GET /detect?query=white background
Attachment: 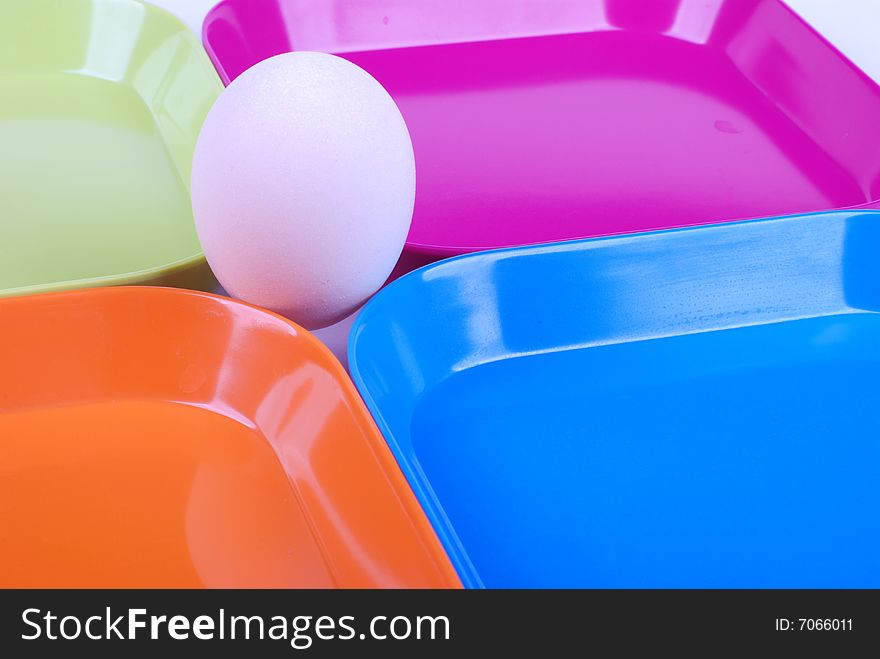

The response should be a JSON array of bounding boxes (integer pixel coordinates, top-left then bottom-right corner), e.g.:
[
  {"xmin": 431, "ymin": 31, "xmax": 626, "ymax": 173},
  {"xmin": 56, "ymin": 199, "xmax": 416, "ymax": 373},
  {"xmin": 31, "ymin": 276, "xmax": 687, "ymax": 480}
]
[{"xmin": 146, "ymin": 0, "xmax": 880, "ymax": 363}]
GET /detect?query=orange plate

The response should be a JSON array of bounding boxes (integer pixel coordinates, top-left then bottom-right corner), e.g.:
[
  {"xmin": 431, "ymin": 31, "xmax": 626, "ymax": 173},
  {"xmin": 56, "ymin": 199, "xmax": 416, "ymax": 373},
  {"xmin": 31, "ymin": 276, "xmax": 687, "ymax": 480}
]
[{"xmin": 0, "ymin": 287, "xmax": 459, "ymax": 588}]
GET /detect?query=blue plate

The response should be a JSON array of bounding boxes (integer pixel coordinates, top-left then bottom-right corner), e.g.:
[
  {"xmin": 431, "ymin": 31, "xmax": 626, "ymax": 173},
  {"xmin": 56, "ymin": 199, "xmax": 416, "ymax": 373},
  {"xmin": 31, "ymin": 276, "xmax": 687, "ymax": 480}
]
[{"xmin": 349, "ymin": 210, "xmax": 880, "ymax": 588}]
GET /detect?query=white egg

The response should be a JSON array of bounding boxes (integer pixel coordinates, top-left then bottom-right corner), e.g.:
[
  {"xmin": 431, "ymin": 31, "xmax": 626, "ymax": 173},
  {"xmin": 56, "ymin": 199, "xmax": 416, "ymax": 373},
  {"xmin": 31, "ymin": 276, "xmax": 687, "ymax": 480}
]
[{"xmin": 191, "ymin": 51, "xmax": 415, "ymax": 329}]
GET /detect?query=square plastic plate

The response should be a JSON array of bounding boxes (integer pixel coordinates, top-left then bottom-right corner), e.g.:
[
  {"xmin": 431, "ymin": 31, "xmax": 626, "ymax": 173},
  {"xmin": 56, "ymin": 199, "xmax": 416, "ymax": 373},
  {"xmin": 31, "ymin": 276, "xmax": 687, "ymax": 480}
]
[
  {"xmin": 0, "ymin": 0, "xmax": 221, "ymax": 297},
  {"xmin": 350, "ymin": 210, "xmax": 880, "ymax": 588},
  {"xmin": 205, "ymin": 0, "xmax": 880, "ymax": 260},
  {"xmin": 0, "ymin": 287, "xmax": 459, "ymax": 588}
]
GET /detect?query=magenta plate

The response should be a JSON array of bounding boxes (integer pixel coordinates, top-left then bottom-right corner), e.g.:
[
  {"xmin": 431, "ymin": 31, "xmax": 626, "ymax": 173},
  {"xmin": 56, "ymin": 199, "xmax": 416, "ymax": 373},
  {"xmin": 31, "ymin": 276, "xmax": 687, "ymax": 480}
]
[{"xmin": 204, "ymin": 0, "xmax": 880, "ymax": 258}]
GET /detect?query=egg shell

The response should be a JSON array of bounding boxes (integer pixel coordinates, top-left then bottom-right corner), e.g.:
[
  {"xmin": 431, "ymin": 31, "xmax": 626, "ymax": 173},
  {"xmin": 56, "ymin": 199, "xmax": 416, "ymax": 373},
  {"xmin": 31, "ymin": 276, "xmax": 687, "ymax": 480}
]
[{"xmin": 191, "ymin": 51, "xmax": 415, "ymax": 329}]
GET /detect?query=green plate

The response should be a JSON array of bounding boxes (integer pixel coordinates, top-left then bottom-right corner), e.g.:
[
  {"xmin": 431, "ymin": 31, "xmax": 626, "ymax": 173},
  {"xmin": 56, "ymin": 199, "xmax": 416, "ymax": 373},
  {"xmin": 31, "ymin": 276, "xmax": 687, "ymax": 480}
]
[{"xmin": 0, "ymin": 0, "xmax": 221, "ymax": 296}]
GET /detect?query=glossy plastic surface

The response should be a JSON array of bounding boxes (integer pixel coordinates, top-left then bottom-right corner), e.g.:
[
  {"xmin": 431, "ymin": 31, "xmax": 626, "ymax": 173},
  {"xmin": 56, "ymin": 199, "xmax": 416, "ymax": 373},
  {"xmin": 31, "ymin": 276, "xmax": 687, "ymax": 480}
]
[
  {"xmin": 205, "ymin": 0, "xmax": 880, "ymax": 260},
  {"xmin": 0, "ymin": 287, "xmax": 459, "ymax": 589},
  {"xmin": 0, "ymin": 0, "xmax": 221, "ymax": 297},
  {"xmin": 350, "ymin": 210, "xmax": 880, "ymax": 588}
]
